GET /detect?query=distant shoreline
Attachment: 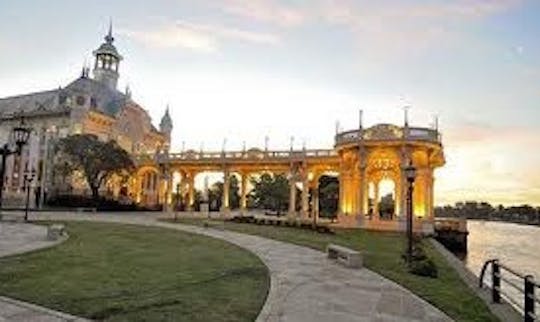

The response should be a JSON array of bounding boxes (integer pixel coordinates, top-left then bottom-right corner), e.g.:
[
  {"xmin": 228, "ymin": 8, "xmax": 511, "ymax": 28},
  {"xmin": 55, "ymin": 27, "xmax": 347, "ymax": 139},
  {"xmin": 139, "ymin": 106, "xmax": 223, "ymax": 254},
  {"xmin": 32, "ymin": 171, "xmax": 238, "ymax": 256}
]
[{"xmin": 438, "ymin": 216, "xmax": 540, "ymax": 227}]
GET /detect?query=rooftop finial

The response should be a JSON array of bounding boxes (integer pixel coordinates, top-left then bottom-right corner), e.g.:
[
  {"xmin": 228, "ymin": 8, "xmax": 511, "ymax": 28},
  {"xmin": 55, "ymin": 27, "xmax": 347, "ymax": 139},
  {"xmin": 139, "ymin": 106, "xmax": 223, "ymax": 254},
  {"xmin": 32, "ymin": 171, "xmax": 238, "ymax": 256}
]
[
  {"xmin": 105, "ymin": 18, "xmax": 114, "ymax": 43},
  {"xmin": 404, "ymin": 105, "xmax": 410, "ymax": 127},
  {"xmin": 81, "ymin": 59, "xmax": 86, "ymax": 78},
  {"xmin": 125, "ymin": 84, "xmax": 131, "ymax": 98}
]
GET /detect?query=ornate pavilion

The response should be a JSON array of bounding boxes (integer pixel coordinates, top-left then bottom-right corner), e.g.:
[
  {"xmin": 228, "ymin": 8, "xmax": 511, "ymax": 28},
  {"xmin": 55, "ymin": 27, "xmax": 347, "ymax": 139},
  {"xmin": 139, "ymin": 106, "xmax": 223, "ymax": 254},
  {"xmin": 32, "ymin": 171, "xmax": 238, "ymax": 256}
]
[{"xmin": 134, "ymin": 118, "xmax": 445, "ymax": 232}]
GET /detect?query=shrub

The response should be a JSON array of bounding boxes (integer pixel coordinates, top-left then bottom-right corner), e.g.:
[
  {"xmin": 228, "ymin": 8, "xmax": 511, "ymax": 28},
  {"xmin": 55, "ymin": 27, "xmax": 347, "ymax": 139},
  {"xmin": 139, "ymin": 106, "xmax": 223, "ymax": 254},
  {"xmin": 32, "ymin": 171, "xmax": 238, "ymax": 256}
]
[
  {"xmin": 409, "ymin": 258, "xmax": 438, "ymax": 278},
  {"xmin": 46, "ymin": 195, "xmax": 158, "ymax": 211}
]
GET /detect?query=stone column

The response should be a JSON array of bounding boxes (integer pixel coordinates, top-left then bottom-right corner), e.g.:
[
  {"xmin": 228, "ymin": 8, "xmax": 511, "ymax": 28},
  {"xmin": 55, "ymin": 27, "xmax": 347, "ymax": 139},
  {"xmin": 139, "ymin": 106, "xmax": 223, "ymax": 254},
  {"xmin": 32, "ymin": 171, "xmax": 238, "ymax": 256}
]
[
  {"xmin": 301, "ymin": 172, "xmax": 309, "ymax": 219},
  {"xmin": 221, "ymin": 168, "xmax": 230, "ymax": 212},
  {"xmin": 38, "ymin": 127, "xmax": 49, "ymax": 209},
  {"xmin": 240, "ymin": 172, "xmax": 248, "ymax": 212},
  {"xmin": 397, "ymin": 156, "xmax": 405, "ymax": 218},
  {"xmin": 373, "ymin": 180, "xmax": 380, "ymax": 220},
  {"xmin": 424, "ymin": 168, "xmax": 434, "ymax": 220},
  {"xmin": 394, "ymin": 176, "xmax": 401, "ymax": 219},
  {"xmin": 338, "ymin": 173, "xmax": 344, "ymax": 215},
  {"xmin": 162, "ymin": 168, "xmax": 172, "ymax": 213},
  {"xmin": 428, "ymin": 171, "xmax": 435, "ymax": 220},
  {"xmin": 358, "ymin": 161, "xmax": 367, "ymax": 217},
  {"xmin": 312, "ymin": 184, "xmax": 319, "ymax": 220},
  {"xmin": 288, "ymin": 176, "xmax": 297, "ymax": 218},
  {"xmin": 187, "ymin": 173, "xmax": 195, "ymax": 211},
  {"xmin": 358, "ymin": 166, "xmax": 367, "ymax": 226}
]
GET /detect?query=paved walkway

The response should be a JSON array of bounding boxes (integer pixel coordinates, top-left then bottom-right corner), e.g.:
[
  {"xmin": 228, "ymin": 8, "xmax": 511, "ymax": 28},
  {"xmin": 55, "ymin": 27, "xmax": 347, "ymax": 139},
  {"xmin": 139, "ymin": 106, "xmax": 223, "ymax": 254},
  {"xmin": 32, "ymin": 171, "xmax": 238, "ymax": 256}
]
[
  {"xmin": 24, "ymin": 212, "xmax": 452, "ymax": 322},
  {"xmin": 0, "ymin": 221, "xmax": 88, "ymax": 321}
]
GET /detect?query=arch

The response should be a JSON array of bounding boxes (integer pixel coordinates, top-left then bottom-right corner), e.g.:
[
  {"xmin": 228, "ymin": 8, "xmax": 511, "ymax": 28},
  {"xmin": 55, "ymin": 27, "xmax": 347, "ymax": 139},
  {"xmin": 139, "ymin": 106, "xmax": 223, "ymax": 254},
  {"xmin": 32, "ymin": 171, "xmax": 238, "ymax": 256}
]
[
  {"xmin": 377, "ymin": 178, "xmax": 396, "ymax": 220},
  {"xmin": 134, "ymin": 166, "xmax": 161, "ymax": 207}
]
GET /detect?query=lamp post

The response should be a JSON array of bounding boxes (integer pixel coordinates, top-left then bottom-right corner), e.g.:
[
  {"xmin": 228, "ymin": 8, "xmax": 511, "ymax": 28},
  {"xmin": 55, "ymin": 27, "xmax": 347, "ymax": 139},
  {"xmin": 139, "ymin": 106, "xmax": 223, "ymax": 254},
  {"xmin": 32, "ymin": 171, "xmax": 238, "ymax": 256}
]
[
  {"xmin": 0, "ymin": 118, "xmax": 32, "ymax": 212},
  {"xmin": 404, "ymin": 162, "xmax": 417, "ymax": 262},
  {"xmin": 23, "ymin": 166, "xmax": 36, "ymax": 222}
]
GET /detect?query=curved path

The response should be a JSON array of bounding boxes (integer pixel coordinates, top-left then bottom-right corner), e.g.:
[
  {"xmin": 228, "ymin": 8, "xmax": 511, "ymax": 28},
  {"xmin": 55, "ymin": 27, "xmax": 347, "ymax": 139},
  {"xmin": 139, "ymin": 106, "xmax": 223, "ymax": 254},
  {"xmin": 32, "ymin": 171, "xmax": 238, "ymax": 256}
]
[{"xmin": 21, "ymin": 212, "xmax": 452, "ymax": 322}]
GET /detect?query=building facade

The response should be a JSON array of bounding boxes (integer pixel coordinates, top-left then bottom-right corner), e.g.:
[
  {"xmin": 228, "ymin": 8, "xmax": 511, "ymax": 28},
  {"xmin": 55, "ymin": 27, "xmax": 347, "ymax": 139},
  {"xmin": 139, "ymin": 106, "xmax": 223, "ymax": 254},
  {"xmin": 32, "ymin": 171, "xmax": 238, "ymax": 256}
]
[{"xmin": 0, "ymin": 25, "xmax": 172, "ymax": 206}]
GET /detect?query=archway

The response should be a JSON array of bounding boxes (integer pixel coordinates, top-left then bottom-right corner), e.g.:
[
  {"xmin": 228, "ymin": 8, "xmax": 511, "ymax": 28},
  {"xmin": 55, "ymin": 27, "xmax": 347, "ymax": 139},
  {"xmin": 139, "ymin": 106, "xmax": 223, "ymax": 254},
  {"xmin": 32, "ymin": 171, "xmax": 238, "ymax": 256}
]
[
  {"xmin": 377, "ymin": 179, "xmax": 396, "ymax": 220},
  {"xmin": 135, "ymin": 167, "xmax": 160, "ymax": 208}
]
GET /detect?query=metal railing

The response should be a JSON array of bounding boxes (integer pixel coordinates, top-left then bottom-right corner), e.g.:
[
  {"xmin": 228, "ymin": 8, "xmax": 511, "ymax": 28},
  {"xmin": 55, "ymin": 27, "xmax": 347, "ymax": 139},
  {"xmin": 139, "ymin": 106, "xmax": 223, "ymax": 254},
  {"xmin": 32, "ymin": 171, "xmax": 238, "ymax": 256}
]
[{"xmin": 479, "ymin": 259, "xmax": 540, "ymax": 321}]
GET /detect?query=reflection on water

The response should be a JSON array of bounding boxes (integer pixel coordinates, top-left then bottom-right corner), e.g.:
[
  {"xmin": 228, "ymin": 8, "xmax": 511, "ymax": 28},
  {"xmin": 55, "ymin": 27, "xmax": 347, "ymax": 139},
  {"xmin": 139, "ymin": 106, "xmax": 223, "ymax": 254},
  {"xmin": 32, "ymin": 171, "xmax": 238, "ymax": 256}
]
[
  {"xmin": 465, "ymin": 220, "xmax": 540, "ymax": 313},
  {"xmin": 465, "ymin": 220, "xmax": 540, "ymax": 279}
]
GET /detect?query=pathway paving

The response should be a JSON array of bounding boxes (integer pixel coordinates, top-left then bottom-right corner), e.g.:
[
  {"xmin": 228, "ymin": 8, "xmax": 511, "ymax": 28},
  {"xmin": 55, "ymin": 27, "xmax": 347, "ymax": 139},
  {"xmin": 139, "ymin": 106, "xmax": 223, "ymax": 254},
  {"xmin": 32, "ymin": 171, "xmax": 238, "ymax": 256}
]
[
  {"xmin": 0, "ymin": 221, "xmax": 88, "ymax": 322},
  {"xmin": 26, "ymin": 212, "xmax": 453, "ymax": 322}
]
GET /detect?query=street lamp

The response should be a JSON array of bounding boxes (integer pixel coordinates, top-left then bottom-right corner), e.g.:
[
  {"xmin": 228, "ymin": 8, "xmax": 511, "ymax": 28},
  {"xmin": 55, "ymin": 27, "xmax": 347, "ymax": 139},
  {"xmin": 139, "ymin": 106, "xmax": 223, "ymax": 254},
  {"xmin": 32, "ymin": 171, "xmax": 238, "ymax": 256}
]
[
  {"xmin": 404, "ymin": 162, "xmax": 417, "ymax": 262},
  {"xmin": 23, "ymin": 166, "xmax": 36, "ymax": 222},
  {"xmin": 0, "ymin": 118, "xmax": 32, "ymax": 211}
]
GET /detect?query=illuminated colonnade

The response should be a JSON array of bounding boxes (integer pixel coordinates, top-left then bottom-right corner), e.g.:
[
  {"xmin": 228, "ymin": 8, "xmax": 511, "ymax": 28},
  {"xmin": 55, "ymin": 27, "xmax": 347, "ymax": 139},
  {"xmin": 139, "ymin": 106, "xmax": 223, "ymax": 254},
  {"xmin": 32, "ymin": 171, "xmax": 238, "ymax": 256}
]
[{"xmin": 132, "ymin": 123, "xmax": 445, "ymax": 231}]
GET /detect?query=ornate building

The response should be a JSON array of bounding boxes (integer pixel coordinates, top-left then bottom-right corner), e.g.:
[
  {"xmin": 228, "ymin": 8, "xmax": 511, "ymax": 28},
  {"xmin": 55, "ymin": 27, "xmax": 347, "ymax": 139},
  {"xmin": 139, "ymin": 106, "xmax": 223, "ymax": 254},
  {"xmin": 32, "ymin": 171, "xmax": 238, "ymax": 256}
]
[
  {"xmin": 134, "ymin": 117, "xmax": 445, "ymax": 232},
  {"xmin": 0, "ymin": 24, "xmax": 172, "ymax": 206}
]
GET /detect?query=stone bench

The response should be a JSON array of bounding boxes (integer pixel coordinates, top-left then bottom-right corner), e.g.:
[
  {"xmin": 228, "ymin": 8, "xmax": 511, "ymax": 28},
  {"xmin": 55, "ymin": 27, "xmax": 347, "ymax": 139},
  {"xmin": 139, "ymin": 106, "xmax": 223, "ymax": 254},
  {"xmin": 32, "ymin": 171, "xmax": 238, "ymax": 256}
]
[
  {"xmin": 47, "ymin": 224, "xmax": 66, "ymax": 241},
  {"xmin": 327, "ymin": 244, "xmax": 362, "ymax": 268}
]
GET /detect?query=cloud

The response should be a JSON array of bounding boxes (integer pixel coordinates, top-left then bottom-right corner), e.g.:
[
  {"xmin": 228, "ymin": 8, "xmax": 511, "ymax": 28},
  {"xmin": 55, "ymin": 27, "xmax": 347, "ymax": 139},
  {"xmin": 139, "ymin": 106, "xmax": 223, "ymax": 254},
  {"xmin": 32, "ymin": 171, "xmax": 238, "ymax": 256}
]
[
  {"xmin": 219, "ymin": 0, "xmax": 522, "ymax": 26},
  {"xmin": 220, "ymin": 0, "xmax": 309, "ymax": 27},
  {"xmin": 120, "ymin": 20, "xmax": 280, "ymax": 52},
  {"xmin": 216, "ymin": 0, "xmax": 523, "ymax": 57}
]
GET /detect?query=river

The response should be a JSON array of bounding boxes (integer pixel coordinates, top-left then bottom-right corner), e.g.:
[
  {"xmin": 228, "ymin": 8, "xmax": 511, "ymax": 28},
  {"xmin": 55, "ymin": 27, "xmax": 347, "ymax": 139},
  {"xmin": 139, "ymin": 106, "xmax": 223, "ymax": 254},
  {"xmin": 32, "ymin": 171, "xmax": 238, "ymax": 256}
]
[
  {"xmin": 464, "ymin": 220, "xmax": 539, "ymax": 313},
  {"xmin": 465, "ymin": 220, "xmax": 539, "ymax": 279}
]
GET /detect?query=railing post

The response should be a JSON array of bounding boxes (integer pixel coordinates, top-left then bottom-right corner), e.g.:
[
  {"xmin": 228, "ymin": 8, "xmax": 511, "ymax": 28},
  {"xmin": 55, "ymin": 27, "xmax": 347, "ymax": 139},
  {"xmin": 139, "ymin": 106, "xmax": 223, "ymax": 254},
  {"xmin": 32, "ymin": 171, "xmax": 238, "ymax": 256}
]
[
  {"xmin": 492, "ymin": 260, "xmax": 501, "ymax": 303},
  {"xmin": 524, "ymin": 275, "xmax": 535, "ymax": 322}
]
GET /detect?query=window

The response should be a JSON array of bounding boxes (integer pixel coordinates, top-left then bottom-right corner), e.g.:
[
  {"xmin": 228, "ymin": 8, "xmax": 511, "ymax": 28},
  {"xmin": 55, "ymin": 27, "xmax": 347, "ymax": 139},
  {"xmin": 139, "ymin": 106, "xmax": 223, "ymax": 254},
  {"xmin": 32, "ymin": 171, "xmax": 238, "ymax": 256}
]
[{"xmin": 76, "ymin": 96, "xmax": 85, "ymax": 106}]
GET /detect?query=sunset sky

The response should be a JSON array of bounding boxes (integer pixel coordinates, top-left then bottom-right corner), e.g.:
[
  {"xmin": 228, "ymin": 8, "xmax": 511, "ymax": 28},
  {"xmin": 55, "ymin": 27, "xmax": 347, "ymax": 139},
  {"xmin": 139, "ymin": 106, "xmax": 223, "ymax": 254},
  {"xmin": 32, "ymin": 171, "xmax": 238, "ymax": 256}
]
[{"xmin": 1, "ymin": 0, "xmax": 539, "ymax": 206}]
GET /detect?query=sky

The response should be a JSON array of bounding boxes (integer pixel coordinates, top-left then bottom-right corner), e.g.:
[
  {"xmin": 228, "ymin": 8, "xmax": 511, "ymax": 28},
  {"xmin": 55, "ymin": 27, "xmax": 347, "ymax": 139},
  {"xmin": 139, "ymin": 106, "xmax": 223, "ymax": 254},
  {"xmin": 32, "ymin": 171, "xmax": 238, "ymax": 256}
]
[{"xmin": 1, "ymin": 0, "xmax": 539, "ymax": 206}]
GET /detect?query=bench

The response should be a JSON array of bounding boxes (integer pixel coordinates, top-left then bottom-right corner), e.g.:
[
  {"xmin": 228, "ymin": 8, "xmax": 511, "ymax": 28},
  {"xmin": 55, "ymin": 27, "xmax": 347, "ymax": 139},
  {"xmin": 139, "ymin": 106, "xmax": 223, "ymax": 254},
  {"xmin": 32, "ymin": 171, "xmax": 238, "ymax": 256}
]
[
  {"xmin": 47, "ymin": 224, "xmax": 66, "ymax": 241},
  {"xmin": 264, "ymin": 211, "xmax": 283, "ymax": 217},
  {"xmin": 327, "ymin": 244, "xmax": 362, "ymax": 268},
  {"xmin": 76, "ymin": 207, "xmax": 97, "ymax": 213}
]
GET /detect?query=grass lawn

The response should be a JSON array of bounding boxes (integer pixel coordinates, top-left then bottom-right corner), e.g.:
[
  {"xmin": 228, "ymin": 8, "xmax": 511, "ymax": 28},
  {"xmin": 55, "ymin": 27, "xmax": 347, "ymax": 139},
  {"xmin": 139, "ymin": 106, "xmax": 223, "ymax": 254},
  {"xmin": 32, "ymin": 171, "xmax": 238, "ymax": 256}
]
[
  {"xmin": 0, "ymin": 221, "xmax": 269, "ymax": 322},
  {"xmin": 170, "ymin": 218, "xmax": 498, "ymax": 322}
]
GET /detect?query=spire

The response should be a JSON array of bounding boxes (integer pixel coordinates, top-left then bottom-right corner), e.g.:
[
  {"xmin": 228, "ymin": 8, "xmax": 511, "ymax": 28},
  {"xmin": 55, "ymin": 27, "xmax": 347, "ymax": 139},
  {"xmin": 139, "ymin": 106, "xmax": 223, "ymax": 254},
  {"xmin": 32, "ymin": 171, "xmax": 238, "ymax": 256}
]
[
  {"xmin": 105, "ymin": 18, "xmax": 114, "ymax": 43},
  {"xmin": 81, "ymin": 61, "xmax": 86, "ymax": 78},
  {"xmin": 125, "ymin": 84, "xmax": 132, "ymax": 98},
  {"xmin": 80, "ymin": 58, "xmax": 90, "ymax": 78},
  {"xmin": 159, "ymin": 104, "xmax": 173, "ymax": 135},
  {"xmin": 404, "ymin": 105, "xmax": 410, "ymax": 127}
]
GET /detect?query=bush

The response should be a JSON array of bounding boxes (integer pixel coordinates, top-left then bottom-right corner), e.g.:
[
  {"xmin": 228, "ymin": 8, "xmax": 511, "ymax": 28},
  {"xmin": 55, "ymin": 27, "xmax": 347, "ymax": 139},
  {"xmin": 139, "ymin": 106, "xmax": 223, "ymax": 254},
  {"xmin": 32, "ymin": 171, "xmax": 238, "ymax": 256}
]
[
  {"xmin": 411, "ymin": 245, "xmax": 427, "ymax": 261},
  {"xmin": 409, "ymin": 258, "xmax": 438, "ymax": 278},
  {"xmin": 46, "ymin": 195, "xmax": 159, "ymax": 211}
]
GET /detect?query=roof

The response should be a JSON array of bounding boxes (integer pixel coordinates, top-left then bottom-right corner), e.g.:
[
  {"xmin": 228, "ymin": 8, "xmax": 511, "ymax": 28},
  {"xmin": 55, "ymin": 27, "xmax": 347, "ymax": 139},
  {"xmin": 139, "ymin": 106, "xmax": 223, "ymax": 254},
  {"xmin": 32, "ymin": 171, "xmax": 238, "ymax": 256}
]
[
  {"xmin": 0, "ymin": 88, "xmax": 63, "ymax": 118},
  {"xmin": 0, "ymin": 76, "xmax": 128, "ymax": 118},
  {"xmin": 64, "ymin": 77, "xmax": 126, "ymax": 116},
  {"xmin": 93, "ymin": 42, "xmax": 123, "ymax": 60}
]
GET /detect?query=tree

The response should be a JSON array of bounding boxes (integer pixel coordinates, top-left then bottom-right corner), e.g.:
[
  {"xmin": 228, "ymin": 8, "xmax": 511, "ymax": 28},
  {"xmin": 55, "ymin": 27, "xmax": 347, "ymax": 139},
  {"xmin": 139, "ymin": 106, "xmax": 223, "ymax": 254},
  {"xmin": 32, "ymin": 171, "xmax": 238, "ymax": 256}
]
[
  {"xmin": 318, "ymin": 175, "xmax": 339, "ymax": 217},
  {"xmin": 56, "ymin": 134, "xmax": 134, "ymax": 200},
  {"xmin": 206, "ymin": 175, "xmax": 241, "ymax": 211},
  {"xmin": 249, "ymin": 173, "xmax": 289, "ymax": 214}
]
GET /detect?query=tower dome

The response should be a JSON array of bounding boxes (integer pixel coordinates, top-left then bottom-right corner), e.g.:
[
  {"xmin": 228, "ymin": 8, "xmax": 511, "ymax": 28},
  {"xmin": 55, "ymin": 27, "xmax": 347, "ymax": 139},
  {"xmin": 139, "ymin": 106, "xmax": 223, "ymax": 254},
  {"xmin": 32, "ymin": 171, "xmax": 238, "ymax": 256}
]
[{"xmin": 92, "ymin": 21, "xmax": 123, "ymax": 90}]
